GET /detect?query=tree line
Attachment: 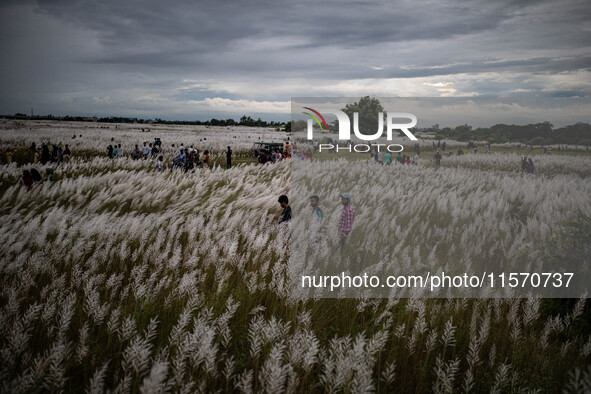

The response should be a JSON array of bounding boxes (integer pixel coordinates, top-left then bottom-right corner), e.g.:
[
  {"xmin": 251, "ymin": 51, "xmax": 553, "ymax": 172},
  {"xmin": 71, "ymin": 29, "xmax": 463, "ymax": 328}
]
[
  {"xmin": 431, "ymin": 122, "xmax": 591, "ymax": 145},
  {"xmin": 2, "ymin": 114, "xmax": 286, "ymax": 128}
]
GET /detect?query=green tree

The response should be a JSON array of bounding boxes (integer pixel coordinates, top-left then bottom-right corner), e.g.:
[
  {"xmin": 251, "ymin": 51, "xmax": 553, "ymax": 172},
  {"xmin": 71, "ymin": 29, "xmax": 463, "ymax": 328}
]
[{"xmin": 341, "ymin": 96, "xmax": 385, "ymax": 137}]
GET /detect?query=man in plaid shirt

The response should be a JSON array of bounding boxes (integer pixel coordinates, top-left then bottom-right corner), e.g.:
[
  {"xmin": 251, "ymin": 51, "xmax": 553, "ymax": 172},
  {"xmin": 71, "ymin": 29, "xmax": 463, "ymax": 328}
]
[{"xmin": 339, "ymin": 193, "xmax": 355, "ymax": 250}]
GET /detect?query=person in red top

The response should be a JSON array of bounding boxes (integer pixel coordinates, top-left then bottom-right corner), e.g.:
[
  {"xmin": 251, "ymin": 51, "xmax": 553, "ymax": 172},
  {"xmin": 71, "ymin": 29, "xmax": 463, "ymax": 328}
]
[
  {"xmin": 19, "ymin": 170, "xmax": 34, "ymax": 188},
  {"xmin": 339, "ymin": 193, "xmax": 355, "ymax": 251}
]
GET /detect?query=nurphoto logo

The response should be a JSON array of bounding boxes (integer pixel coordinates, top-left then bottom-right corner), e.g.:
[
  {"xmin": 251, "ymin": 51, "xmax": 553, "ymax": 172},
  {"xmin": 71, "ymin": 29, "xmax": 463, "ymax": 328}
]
[{"xmin": 304, "ymin": 107, "xmax": 418, "ymax": 141}]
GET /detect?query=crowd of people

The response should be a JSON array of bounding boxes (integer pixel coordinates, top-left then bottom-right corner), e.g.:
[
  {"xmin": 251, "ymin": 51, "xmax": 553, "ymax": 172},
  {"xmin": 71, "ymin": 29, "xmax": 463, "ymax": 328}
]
[
  {"xmin": 255, "ymin": 142, "xmax": 292, "ymax": 164},
  {"xmin": 105, "ymin": 138, "xmax": 220, "ymax": 172},
  {"xmin": 371, "ymin": 150, "xmax": 420, "ymax": 165},
  {"xmin": 6, "ymin": 142, "xmax": 73, "ymax": 166},
  {"xmin": 107, "ymin": 138, "xmax": 295, "ymax": 170},
  {"xmin": 255, "ymin": 149, "xmax": 290, "ymax": 164},
  {"xmin": 2, "ymin": 134, "xmax": 552, "ymax": 192},
  {"xmin": 1, "ymin": 141, "xmax": 70, "ymax": 189}
]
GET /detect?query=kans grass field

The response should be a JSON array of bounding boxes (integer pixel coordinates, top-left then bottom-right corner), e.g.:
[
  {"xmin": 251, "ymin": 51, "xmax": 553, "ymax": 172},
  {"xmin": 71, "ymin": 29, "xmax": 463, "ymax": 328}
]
[{"xmin": 0, "ymin": 120, "xmax": 590, "ymax": 393}]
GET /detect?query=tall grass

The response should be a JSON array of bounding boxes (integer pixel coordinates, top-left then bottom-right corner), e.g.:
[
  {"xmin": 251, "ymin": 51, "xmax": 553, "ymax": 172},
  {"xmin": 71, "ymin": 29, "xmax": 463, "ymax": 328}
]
[{"xmin": 0, "ymin": 122, "xmax": 589, "ymax": 392}]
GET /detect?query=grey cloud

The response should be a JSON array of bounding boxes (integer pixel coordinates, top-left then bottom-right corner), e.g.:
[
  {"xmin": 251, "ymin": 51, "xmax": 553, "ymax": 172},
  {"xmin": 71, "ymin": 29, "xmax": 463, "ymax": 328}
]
[{"xmin": 1, "ymin": 0, "xmax": 590, "ymax": 119}]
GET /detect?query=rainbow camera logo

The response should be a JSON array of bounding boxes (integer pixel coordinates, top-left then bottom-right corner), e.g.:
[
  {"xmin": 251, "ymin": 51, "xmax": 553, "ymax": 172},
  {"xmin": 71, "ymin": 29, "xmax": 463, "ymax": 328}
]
[{"xmin": 302, "ymin": 107, "xmax": 329, "ymax": 132}]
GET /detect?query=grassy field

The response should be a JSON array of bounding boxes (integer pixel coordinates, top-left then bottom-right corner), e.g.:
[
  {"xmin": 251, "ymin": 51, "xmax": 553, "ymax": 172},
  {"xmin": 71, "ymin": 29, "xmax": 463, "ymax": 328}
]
[{"xmin": 0, "ymin": 121, "xmax": 590, "ymax": 393}]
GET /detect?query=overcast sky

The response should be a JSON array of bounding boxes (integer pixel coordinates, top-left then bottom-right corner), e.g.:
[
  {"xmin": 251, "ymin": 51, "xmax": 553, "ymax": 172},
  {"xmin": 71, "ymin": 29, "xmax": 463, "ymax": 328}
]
[{"xmin": 1, "ymin": 0, "xmax": 590, "ymax": 122}]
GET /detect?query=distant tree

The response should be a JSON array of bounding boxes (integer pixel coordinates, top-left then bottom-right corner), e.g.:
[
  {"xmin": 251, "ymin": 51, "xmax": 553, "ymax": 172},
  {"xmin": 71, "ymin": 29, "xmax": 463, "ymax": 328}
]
[{"xmin": 341, "ymin": 96, "xmax": 386, "ymax": 137}]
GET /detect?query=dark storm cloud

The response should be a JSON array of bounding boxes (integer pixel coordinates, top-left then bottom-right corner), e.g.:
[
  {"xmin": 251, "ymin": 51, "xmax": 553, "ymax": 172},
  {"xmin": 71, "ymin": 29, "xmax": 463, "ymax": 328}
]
[{"xmin": 0, "ymin": 0, "xmax": 590, "ymax": 119}]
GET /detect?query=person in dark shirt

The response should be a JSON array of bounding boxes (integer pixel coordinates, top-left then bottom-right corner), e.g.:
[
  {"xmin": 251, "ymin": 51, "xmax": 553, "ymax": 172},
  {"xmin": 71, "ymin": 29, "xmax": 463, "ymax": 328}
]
[
  {"xmin": 274, "ymin": 195, "xmax": 291, "ymax": 223},
  {"xmin": 63, "ymin": 144, "xmax": 71, "ymax": 163},
  {"xmin": 41, "ymin": 145, "xmax": 50, "ymax": 164},
  {"xmin": 226, "ymin": 146, "xmax": 233, "ymax": 169},
  {"xmin": 434, "ymin": 150, "xmax": 442, "ymax": 168}
]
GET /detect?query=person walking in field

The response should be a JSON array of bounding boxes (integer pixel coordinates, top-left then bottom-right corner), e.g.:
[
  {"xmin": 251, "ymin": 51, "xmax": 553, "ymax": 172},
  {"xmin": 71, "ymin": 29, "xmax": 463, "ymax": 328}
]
[
  {"xmin": 384, "ymin": 151, "xmax": 392, "ymax": 165},
  {"xmin": 521, "ymin": 156, "xmax": 528, "ymax": 173},
  {"xmin": 226, "ymin": 146, "xmax": 232, "ymax": 169},
  {"xmin": 134, "ymin": 145, "xmax": 140, "ymax": 160},
  {"xmin": 31, "ymin": 168, "xmax": 42, "ymax": 183},
  {"xmin": 274, "ymin": 195, "xmax": 292, "ymax": 223},
  {"xmin": 18, "ymin": 170, "xmax": 34, "ymax": 188},
  {"xmin": 434, "ymin": 150, "xmax": 442, "ymax": 168},
  {"xmin": 173, "ymin": 148, "xmax": 187, "ymax": 167},
  {"xmin": 308, "ymin": 195, "xmax": 323, "ymax": 230},
  {"xmin": 157, "ymin": 156, "xmax": 164, "ymax": 171},
  {"xmin": 142, "ymin": 142, "xmax": 150, "ymax": 160},
  {"xmin": 41, "ymin": 145, "xmax": 50, "ymax": 164},
  {"xmin": 203, "ymin": 150, "xmax": 211, "ymax": 168},
  {"xmin": 338, "ymin": 193, "xmax": 355, "ymax": 250},
  {"xmin": 63, "ymin": 145, "xmax": 71, "ymax": 163},
  {"xmin": 51, "ymin": 146, "xmax": 58, "ymax": 163}
]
